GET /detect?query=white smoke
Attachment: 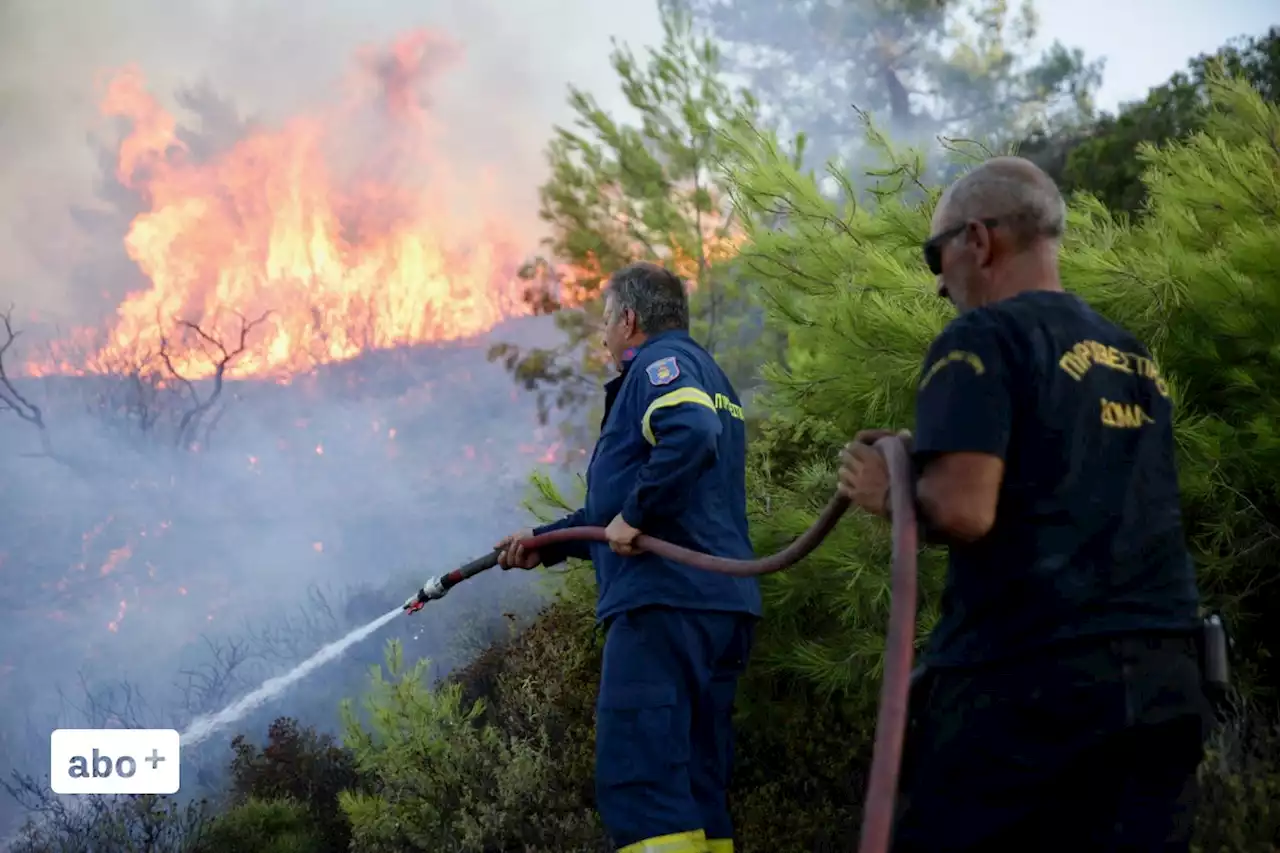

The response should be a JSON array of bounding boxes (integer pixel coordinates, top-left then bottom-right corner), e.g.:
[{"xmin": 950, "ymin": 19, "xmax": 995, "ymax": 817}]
[{"xmin": 0, "ymin": 0, "xmax": 664, "ymax": 319}]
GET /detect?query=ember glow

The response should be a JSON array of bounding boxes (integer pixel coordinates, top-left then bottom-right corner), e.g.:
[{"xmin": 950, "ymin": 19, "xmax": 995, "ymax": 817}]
[{"xmin": 30, "ymin": 30, "xmax": 532, "ymax": 380}]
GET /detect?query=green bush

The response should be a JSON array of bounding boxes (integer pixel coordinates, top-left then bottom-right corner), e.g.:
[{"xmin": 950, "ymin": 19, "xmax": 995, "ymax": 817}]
[
  {"xmin": 728, "ymin": 690, "xmax": 867, "ymax": 851},
  {"xmin": 196, "ymin": 798, "xmax": 323, "ymax": 853},
  {"xmin": 226, "ymin": 716, "xmax": 361, "ymax": 852},
  {"xmin": 338, "ymin": 637, "xmax": 607, "ymax": 852},
  {"xmin": 1193, "ymin": 702, "xmax": 1280, "ymax": 852}
]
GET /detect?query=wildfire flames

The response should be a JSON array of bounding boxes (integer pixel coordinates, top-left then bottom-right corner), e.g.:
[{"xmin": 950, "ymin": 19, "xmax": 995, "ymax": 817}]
[
  {"xmin": 4, "ymin": 28, "xmax": 742, "ymax": 649},
  {"xmin": 31, "ymin": 30, "xmax": 532, "ymax": 380}
]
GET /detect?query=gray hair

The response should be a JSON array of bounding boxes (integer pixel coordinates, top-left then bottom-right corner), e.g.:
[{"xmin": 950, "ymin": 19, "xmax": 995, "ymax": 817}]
[
  {"xmin": 604, "ymin": 261, "xmax": 690, "ymax": 333},
  {"xmin": 940, "ymin": 156, "xmax": 1068, "ymax": 247}
]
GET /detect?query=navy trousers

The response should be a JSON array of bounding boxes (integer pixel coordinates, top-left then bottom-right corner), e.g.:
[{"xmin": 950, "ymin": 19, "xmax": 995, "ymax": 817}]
[
  {"xmin": 595, "ymin": 605, "xmax": 756, "ymax": 850},
  {"xmin": 893, "ymin": 634, "xmax": 1213, "ymax": 852}
]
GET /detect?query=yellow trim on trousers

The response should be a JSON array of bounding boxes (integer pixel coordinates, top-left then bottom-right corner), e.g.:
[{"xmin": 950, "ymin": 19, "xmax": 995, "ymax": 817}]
[
  {"xmin": 706, "ymin": 839, "xmax": 733, "ymax": 853},
  {"xmin": 618, "ymin": 829, "xmax": 708, "ymax": 853}
]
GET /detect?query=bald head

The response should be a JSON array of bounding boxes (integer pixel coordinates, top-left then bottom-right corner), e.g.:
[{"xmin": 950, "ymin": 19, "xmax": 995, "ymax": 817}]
[
  {"xmin": 937, "ymin": 156, "xmax": 1067, "ymax": 248},
  {"xmin": 928, "ymin": 156, "xmax": 1066, "ymax": 311}
]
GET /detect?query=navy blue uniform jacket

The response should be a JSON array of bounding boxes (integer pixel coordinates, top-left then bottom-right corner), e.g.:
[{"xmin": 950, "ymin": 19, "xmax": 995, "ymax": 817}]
[{"xmin": 533, "ymin": 330, "xmax": 762, "ymax": 623}]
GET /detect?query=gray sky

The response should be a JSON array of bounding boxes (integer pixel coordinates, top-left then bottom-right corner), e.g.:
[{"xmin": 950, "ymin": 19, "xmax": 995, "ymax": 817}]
[
  {"xmin": 0, "ymin": 0, "xmax": 1274, "ymax": 319},
  {"xmin": 1032, "ymin": 0, "xmax": 1277, "ymax": 111}
]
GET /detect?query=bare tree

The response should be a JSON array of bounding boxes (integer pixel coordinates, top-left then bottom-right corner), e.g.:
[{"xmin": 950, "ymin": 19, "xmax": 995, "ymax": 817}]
[
  {"xmin": 159, "ymin": 310, "xmax": 270, "ymax": 451},
  {"xmin": 244, "ymin": 585, "xmax": 343, "ymax": 667},
  {"xmin": 0, "ymin": 710, "xmax": 58, "ymax": 826},
  {"xmin": 199, "ymin": 399, "xmax": 230, "ymax": 450},
  {"xmin": 0, "ymin": 305, "xmax": 257, "ymax": 465},
  {"xmin": 56, "ymin": 672, "xmax": 157, "ymax": 731},
  {"xmin": 73, "ymin": 344, "xmax": 185, "ymax": 451},
  {"xmin": 0, "ymin": 307, "xmax": 53, "ymax": 457},
  {"xmin": 174, "ymin": 635, "xmax": 255, "ymax": 719},
  {"xmin": 1, "ymin": 776, "xmax": 211, "ymax": 853}
]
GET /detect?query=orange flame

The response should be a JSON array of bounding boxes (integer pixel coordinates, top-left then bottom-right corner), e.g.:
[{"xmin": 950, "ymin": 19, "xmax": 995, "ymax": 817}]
[
  {"xmin": 106, "ymin": 599, "xmax": 128, "ymax": 633},
  {"xmin": 34, "ymin": 30, "xmax": 531, "ymax": 380},
  {"xmin": 529, "ymin": 222, "xmax": 746, "ymax": 314},
  {"xmin": 99, "ymin": 544, "xmax": 133, "ymax": 577}
]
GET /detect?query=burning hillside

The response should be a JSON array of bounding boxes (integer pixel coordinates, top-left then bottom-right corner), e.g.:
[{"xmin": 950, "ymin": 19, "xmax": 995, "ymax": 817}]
[
  {"xmin": 0, "ymin": 31, "xmax": 602, "ymax": 837},
  {"xmin": 0, "ymin": 324, "xmax": 576, "ymax": 838},
  {"xmin": 29, "ymin": 29, "xmax": 534, "ymax": 381},
  {"xmin": 0, "ymin": 23, "xmax": 588, "ymax": 661}
]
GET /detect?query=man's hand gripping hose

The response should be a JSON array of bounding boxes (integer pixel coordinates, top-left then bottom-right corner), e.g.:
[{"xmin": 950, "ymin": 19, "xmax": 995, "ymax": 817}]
[{"xmin": 402, "ymin": 436, "xmax": 918, "ymax": 853}]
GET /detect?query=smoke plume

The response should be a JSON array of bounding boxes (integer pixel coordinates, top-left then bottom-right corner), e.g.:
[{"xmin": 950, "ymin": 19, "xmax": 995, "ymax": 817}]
[
  {"xmin": 0, "ymin": 0, "xmax": 644, "ymax": 838},
  {"xmin": 0, "ymin": 0, "xmax": 662, "ymax": 321}
]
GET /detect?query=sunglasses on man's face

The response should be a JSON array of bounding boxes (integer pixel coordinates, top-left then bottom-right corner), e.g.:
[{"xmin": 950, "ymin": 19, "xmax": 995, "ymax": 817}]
[{"xmin": 922, "ymin": 218, "xmax": 1001, "ymax": 276}]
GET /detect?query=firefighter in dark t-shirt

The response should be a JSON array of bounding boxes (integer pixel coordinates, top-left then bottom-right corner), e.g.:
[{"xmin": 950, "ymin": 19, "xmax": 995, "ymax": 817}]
[{"xmin": 839, "ymin": 156, "xmax": 1213, "ymax": 852}]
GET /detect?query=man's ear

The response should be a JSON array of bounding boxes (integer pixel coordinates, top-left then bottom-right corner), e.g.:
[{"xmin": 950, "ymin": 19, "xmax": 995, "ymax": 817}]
[{"xmin": 968, "ymin": 219, "xmax": 995, "ymax": 268}]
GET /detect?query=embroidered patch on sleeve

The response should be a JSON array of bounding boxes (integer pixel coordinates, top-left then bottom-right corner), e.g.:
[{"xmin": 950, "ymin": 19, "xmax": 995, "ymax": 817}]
[{"xmin": 645, "ymin": 356, "xmax": 680, "ymax": 386}]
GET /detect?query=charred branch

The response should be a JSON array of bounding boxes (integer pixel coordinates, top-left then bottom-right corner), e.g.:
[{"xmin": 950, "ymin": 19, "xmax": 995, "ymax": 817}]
[
  {"xmin": 159, "ymin": 310, "xmax": 270, "ymax": 450},
  {"xmin": 199, "ymin": 398, "xmax": 233, "ymax": 451},
  {"xmin": 0, "ymin": 307, "xmax": 53, "ymax": 457},
  {"xmin": 245, "ymin": 585, "xmax": 343, "ymax": 666},
  {"xmin": 81, "ymin": 347, "xmax": 178, "ymax": 445},
  {"xmin": 56, "ymin": 672, "xmax": 156, "ymax": 731},
  {"xmin": 174, "ymin": 635, "xmax": 254, "ymax": 718},
  {"xmin": 116, "ymin": 353, "xmax": 167, "ymax": 436},
  {"xmin": 0, "ymin": 308, "xmax": 108, "ymax": 474},
  {"xmin": 1, "ymin": 772, "xmax": 211, "ymax": 850},
  {"xmin": 130, "ymin": 364, "xmax": 164, "ymax": 434}
]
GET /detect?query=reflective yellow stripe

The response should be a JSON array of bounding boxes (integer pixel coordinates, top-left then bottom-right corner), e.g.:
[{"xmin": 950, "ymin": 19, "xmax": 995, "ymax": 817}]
[
  {"xmin": 641, "ymin": 387, "xmax": 716, "ymax": 446},
  {"xmin": 618, "ymin": 829, "xmax": 708, "ymax": 853},
  {"xmin": 706, "ymin": 841, "xmax": 733, "ymax": 853}
]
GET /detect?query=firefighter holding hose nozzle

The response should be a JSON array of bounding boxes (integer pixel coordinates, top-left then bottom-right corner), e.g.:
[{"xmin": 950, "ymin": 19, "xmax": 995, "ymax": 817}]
[
  {"xmin": 839, "ymin": 157, "xmax": 1215, "ymax": 852},
  {"xmin": 496, "ymin": 261, "xmax": 759, "ymax": 853}
]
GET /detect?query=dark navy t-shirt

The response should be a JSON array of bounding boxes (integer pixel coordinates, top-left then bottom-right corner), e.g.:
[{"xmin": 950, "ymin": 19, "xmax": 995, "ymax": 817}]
[{"xmin": 914, "ymin": 290, "xmax": 1201, "ymax": 667}]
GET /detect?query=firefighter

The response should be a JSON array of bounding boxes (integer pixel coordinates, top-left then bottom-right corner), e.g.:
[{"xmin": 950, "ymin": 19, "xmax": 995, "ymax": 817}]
[
  {"xmin": 839, "ymin": 156, "xmax": 1213, "ymax": 851},
  {"xmin": 496, "ymin": 261, "xmax": 760, "ymax": 853}
]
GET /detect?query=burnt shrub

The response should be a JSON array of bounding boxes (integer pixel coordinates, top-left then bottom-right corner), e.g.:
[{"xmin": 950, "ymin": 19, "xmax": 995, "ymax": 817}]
[
  {"xmin": 226, "ymin": 717, "xmax": 361, "ymax": 853},
  {"xmin": 4, "ymin": 793, "xmax": 212, "ymax": 853}
]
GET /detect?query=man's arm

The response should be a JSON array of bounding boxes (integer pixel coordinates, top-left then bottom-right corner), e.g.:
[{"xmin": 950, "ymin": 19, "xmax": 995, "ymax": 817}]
[
  {"xmin": 619, "ymin": 355, "xmax": 723, "ymax": 529},
  {"xmin": 912, "ymin": 316, "xmax": 1013, "ymax": 543},
  {"xmin": 532, "ymin": 508, "xmax": 591, "ymax": 565}
]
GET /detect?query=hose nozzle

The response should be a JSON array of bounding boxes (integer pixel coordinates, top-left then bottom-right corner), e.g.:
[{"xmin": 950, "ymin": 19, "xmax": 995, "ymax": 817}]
[{"xmin": 402, "ymin": 576, "xmax": 447, "ymax": 615}]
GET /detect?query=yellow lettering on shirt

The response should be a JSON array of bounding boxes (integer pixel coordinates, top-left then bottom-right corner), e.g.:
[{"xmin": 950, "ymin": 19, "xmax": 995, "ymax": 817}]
[
  {"xmin": 1058, "ymin": 339, "xmax": 1170, "ymax": 397},
  {"xmin": 1100, "ymin": 397, "xmax": 1155, "ymax": 429},
  {"xmin": 919, "ymin": 350, "xmax": 985, "ymax": 391}
]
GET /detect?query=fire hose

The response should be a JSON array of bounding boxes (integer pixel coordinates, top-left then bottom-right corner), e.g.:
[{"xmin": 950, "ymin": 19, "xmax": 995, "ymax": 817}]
[{"xmin": 403, "ymin": 436, "xmax": 919, "ymax": 853}]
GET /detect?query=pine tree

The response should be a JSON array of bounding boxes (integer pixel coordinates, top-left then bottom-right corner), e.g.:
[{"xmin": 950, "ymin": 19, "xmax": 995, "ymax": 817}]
[
  {"xmin": 719, "ymin": 112, "xmax": 953, "ymax": 722},
  {"xmin": 489, "ymin": 7, "xmax": 782, "ymax": 447},
  {"xmin": 1021, "ymin": 26, "xmax": 1280, "ymax": 215},
  {"xmin": 722, "ymin": 72, "xmax": 1280, "ymax": 717},
  {"xmin": 671, "ymin": 0, "xmax": 1102, "ymax": 169},
  {"xmin": 487, "ymin": 63, "xmax": 1280, "ymax": 851}
]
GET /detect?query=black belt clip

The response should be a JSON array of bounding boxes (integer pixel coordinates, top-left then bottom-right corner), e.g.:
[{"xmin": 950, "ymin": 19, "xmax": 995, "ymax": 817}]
[{"xmin": 1199, "ymin": 612, "xmax": 1233, "ymax": 698}]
